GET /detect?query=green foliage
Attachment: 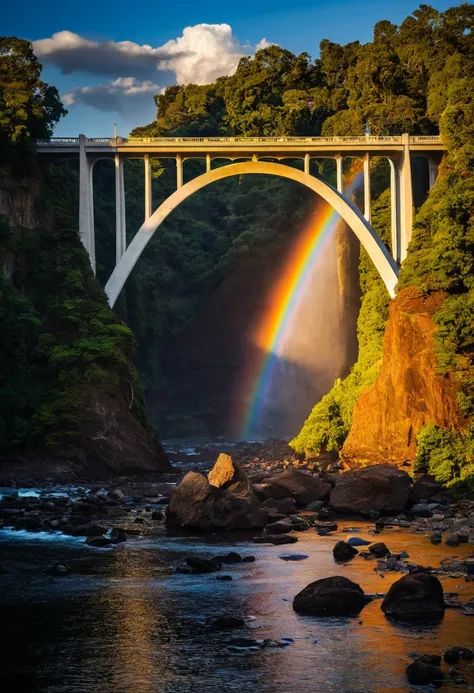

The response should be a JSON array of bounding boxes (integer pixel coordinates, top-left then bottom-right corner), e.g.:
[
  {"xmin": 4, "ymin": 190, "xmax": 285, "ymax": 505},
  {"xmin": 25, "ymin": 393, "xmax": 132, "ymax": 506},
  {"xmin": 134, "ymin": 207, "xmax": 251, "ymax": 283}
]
[
  {"xmin": 0, "ymin": 193, "xmax": 140, "ymax": 454},
  {"xmin": 0, "ymin": 37, "xmax": 66, "ymax": 166},
  {"xmin": 414, "ymin": 424, "xmax": 474, "ymax": 496}
]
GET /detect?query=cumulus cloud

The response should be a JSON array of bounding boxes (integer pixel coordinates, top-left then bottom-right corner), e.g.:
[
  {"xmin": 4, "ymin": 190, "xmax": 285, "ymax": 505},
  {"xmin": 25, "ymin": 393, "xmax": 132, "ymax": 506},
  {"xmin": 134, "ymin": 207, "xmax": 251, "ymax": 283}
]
[{"xmin": 34, "ymin": 24, "xmax": 270, "ymax": 117}]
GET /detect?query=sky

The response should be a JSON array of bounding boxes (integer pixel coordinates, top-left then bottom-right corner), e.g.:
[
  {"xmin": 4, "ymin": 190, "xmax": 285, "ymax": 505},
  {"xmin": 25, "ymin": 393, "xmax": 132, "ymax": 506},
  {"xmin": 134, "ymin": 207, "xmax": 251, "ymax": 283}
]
[{"xmin": 4, "ymin": 0, "xmax": 456, "ymax": 136}]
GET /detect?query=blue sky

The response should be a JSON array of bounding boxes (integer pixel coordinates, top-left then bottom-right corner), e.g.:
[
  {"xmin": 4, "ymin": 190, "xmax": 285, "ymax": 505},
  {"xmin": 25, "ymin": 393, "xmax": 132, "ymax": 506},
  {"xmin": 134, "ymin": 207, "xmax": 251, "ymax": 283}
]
[{"xmin": 4, "ymin": 0, "xmax": 455, "ymax": 136}]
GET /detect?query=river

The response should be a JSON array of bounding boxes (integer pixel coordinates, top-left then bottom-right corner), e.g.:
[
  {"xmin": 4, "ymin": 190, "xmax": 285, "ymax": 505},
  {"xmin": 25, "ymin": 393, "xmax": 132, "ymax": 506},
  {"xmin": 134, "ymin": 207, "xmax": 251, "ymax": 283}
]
[{"xmin": 2, "ymin": 493, "xmax": 474, "ymax": 693}]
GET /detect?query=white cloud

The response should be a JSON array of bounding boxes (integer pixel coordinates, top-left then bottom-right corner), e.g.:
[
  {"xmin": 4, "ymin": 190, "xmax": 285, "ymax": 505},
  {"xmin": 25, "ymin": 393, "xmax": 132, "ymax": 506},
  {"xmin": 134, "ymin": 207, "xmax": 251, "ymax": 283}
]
[{"xmin": 34, "ymin": 25, "xmax": 270, "ymax": 116}]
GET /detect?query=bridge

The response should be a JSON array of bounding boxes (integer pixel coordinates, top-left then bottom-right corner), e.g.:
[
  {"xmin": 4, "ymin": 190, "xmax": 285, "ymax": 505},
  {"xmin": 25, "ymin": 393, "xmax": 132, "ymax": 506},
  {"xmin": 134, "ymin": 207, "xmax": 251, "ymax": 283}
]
[{"xmin": 36, "ymin": 134, "xmax": 445, "ymax": 305}]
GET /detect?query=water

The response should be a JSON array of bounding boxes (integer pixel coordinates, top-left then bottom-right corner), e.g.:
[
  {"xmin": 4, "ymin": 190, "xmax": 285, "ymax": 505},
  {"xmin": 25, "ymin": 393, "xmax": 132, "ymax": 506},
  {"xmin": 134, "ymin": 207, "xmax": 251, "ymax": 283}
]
[{"xmin": 2, "ymin": 518, "xmax": 474, "ymax": 692}]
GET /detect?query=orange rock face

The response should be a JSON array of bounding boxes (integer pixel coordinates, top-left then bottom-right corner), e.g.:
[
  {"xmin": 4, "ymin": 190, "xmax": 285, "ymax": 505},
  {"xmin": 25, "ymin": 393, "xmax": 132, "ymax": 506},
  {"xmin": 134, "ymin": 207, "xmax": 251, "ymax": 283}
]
[{"xmin": 341, "ymin": 287, "xmax": 465, "ymax": 468}]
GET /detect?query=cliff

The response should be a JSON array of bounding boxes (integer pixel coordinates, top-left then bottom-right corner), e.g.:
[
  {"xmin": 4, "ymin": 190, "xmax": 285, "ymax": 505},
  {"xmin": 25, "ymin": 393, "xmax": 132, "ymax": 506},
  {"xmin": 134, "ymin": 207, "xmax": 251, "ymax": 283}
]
[
  {"xmin": 0, "ymin": 166, "xmax": 170, "ymax": 475},
  {"xmin": 341, "ymin": 287, "xmax": 465, "ymax": 467}
]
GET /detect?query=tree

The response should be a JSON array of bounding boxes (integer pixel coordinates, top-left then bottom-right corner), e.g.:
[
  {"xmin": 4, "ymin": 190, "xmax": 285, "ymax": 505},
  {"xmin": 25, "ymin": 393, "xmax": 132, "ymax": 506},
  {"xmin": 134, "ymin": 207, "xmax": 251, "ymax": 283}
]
[{"xmin": 0, "ymin": 37, "xmax": 66, "ymax": 162}]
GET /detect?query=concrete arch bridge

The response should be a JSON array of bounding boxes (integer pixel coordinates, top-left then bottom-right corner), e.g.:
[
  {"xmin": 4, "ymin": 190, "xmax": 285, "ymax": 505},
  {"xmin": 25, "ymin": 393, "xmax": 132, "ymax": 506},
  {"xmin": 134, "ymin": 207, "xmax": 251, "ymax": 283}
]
[{"xmin": 36, "ymin": 134, "xmax": 445, "ymax": 306}]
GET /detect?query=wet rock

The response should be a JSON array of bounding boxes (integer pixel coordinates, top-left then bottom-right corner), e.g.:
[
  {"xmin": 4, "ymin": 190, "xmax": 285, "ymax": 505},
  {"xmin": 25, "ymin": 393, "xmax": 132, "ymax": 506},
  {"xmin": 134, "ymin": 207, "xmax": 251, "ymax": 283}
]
[
  {"xmin": 279, "ymin": 554, "xmax": 309, "ymax": 561},
  {"xmin": 446, "ymin": 533, "xmax": 460, "ymax": 547},
  {"xmin": 86, "ymin": 535, "xmax": 112, "ymax": 547},
  {"xmin": 165, "ymin": 470, "xmax": 267, "ymax": 531},
  {"xmin": 430, "ymin": 532, "xmax": 442, "ymax": 545},
  {"xmin": 333, "ymin": 541, "xmax": 358, "ymax": 561},
  {"xmin": 453, "ymin": 647, "xmax": 474, "ymax": 660},
  {"xmin": 209, "ymin": 615, "xmax": 245, "ymax": 629},
  {"xmin": 382, "ymin": 572, "xmax": 445, "ymax": 621},
  {"xmin": 348, "ymin": 537, "xmax": 371, "ymax": 547},
  {"xmin": 293, "ymin": 576, "xmax": 370, "ymax": 617},
  {"xmin": 330, "ymin": 465, "xmax": 411, "ymax": 516},
  {"xmin": 413, "ymin": 475, "xmax": 445, "ymax": 503},
  {"xmin": 12, "ymin": 517, "xmax": 43, "ymax": 531},
  {"xmin": 216, "ymin": 575, "xmax": 233, "ymax": 581},
  {"xmin": 186, "ymin": 556, "xmax": 221, "ymax": 573},
  {"xmin": 264, "ymin": 469, "xmax": 331, "ymax": 506},
  {"xmin": 262, "ymin": 497, "xmax": 296, "ymax": 515},
  {"xmin": 151, "ymin": 510, "xmax": 164, "ymax": 521},
  {"xmin": 226, "ymin": 638, "xmax": 263, "ymax": 650},
  {"xmin": 369, "ymin": 542, "xmax": 390, "ymax": 557},
  {"xmin": 71, "ymin": 524, "xmax": 107, "ymax": 537},
  {"xmin": 253, "ymin": 534, "xmax": 298, "ymax": 545},
  {"xmin": 444, "ymin": 649, "xmax": 461, "ymax": 665},
  {"xmin": 71, "ymin": 501, "xmax": 91, "ymax": 514},
  {"xmin": 265, "ymin": 518, "xmax": 293, "ymax": 534},
  {"xmin": 305, "ymin": 501, "xmax": 325, "ymax": 511},
  {"xmin": 315, "ymin": 522, "xmax": 338, "ymax": 535},
  {"xmin": 214, "ymin": 552, "xmax": 245, "ymax": 564},
  {"xmin": 109, "ymin": 528, "xmax": 127, "ymax": 543},
  {"xmin": 406, "ymin": 655, "xmax": 444, "ymax": 688},
  {"xmin": 253, "ymin": 482, "xmax": 292, "ymax": 502},
  {"xmin": 50, "ymin": 563, "xmax": 70, "ymax": 576},
  {"xmin": 410, "ymin": 503, "xmax": 433, "ymax": 518}
]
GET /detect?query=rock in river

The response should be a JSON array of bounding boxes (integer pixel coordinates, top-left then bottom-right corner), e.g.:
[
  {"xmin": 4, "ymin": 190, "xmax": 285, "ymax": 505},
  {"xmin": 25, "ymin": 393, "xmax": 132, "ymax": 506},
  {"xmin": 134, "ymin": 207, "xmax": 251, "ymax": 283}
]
[
  {"xmin": 264, "ymin": 469, "xmax": 331, "ymax": 506},
  {"xmin": 293, "ymin": 576, "xmax": 370, "ymax": 616},
  {"xmin": 330, "ymin": 464, "xmax": 411, "ymax": 516},
  {"xmin": 333, "ymin": 541, "xmax": 358, "ymax": 561},
  {"xmin": 381, "ymin": 572, "xmax": 445, "ymax": 621},
  {"xmin": 165, "ymin": 459, "xmax": 267, "ymax": 531},
  {"xmin": 406, "ymin": 655, "xmax": 444, "ymax": 687}
]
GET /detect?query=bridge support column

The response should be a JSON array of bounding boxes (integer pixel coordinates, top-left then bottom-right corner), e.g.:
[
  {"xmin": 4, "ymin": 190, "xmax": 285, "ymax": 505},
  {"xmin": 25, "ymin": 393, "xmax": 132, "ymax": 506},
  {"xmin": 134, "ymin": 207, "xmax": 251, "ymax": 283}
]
[
  {"xmin": 428, "ymin": 158, "xmax": 438, "ymax": 190},
  {"xmin": 115, "ymin": 154, "xmax": 126, "ymax": 264},
  {"xmin": 363, "ymin": 153, "xmax": 371, "ymax": 222},
  {"xmin": 78, "ymin": 134, "xmax": 95, "ymax": 271},
  {"xmin": 304, "ymin": 153, "xmax": 310, "ymax": 175},
  {"xmin": 206, "ymin": 153, "xmax": 211, "ymax": 173},
  {"xmin": 336, "ymin": 155, "xmax": 343, "ymax": 193},
  {"xmin": 176, "ymin": 154, "xmax": 183, "ymax": 189},
  {"xmin": 144, "ymin": 154, "xmax": 152, "ymax": 220},
  {"xmin": 399, "ymin": 133, "xmax": 413, "ymax": 261},
  {"xmin": 389, "ymin": 158, "xmax": 401, "ymax": 265}
]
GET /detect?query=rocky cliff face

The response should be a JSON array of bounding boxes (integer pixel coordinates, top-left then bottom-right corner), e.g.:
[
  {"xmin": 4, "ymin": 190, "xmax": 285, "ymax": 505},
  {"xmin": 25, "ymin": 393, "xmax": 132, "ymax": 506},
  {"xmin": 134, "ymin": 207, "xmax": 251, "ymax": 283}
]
[
  {"xmin": 1, "ymin": 167, "xmax": 169, "ymax": 475},
  {"xmin": 341, "ymin": 287, "xmax": 464, "ymax": 467}
]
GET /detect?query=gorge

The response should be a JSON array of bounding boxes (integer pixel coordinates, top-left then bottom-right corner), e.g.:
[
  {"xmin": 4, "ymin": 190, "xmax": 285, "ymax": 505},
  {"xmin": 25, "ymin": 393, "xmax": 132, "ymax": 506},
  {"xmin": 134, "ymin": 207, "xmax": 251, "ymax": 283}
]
[{"xmin": 2, "ymin": 3, "xmax": 474, "ymax": 692}]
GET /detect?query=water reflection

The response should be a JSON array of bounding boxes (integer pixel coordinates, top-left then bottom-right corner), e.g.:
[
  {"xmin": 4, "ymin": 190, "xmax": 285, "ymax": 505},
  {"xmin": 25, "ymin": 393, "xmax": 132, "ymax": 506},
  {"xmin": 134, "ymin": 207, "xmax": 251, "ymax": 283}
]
[{"xmin": 2, "ymin": 522, "xmax": 474, "ymax": 692}]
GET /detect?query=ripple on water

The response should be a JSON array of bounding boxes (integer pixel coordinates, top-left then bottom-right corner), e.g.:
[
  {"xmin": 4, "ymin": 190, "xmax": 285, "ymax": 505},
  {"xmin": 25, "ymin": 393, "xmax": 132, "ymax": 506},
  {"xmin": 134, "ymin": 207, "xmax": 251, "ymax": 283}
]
[{"xmin": 1, "ymin": 519, "xmax": 474, "ymax": 693}]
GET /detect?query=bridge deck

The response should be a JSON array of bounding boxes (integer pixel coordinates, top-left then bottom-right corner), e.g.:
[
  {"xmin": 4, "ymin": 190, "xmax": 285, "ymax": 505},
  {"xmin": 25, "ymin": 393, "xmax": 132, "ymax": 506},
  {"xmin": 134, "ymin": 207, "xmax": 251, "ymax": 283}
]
[{"xmin": 36, "ymin": 135, "xmax": 445, "ymax": 158}]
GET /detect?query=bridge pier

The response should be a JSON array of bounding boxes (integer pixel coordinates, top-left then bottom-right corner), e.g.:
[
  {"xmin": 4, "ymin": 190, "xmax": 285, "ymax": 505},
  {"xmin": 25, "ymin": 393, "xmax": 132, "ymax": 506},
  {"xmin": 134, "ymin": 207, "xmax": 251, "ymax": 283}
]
[
  {"xmin": 115, "ymin": 154, "xmax": 126, "ymax": 263},
  {"xmin": 78, "ymin": 134, "xmax": 96, "ymax": 272},
  {"xmin": 144, "ymin": 154, "xmax": 152, "ymax": 220},
  {"xmin": 176, "ymin": 154, "xmax": 183, "ymax": 189},
  {"xmin": 363, "ymin": 153, "xmax": 371, "ymax": 222},
  {"xmin": 389, "ymin": 159, "xmax": 401, "ymax": 265},
  {"xmin": 336, "ymin": 155, "xmax": 343, "ymax": 193},
  {"xmin": 428, "ymin": 158, "xmax": 438, "ymax": 190},
  {"xmin": 399, "ymin": 133, "xmax": 413, "ymax": 261}
]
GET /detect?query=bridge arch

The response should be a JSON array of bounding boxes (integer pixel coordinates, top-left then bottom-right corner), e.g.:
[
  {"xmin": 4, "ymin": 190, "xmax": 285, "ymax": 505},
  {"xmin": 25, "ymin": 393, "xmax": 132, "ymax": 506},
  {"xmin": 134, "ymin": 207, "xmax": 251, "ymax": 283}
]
[{"xmin": 105, "ymin": 161, "xmax": 399, "ymax": 307}]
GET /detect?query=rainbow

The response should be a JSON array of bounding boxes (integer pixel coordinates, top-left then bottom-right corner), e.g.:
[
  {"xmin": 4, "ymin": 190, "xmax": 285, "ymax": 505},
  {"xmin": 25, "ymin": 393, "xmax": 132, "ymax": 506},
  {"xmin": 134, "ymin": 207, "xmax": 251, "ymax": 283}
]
[{"xmin": 239, "ymin": 173, "xmax": 362, "ymax": 440}]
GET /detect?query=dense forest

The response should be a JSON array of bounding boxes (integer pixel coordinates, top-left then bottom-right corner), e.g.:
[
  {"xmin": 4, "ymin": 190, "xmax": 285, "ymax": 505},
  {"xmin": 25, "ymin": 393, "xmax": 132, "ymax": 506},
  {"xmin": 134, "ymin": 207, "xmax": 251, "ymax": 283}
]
[{"xmin": 1, "ymin": 4, "xmax": 474, "ymax": 490}]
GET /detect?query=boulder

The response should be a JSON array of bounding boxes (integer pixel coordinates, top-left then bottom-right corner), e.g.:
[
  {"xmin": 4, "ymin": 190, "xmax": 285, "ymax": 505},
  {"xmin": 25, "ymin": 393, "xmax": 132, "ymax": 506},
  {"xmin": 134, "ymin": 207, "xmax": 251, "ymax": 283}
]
[
  {"xmin": 186, "ymin": 556, "xmax": 221, "ymax": 573},
  {"xmin": 165, "ymin": 471, "xmax": 267, "ymax": 531},
  {"xmin": 381, "ymin": 572, "xmax": 445, "ymax": 621},
  {"xmin": 254, "ymin": 534, "xmax": 298, "ymax": 545},
  {"xmin": 430, "ymin": 532, "xmax": 442, "ymax": 544},
  {"xmin": 369, "ymin": 542, "xmax": 390, "ymax": 557},
  {"xmin": 208, "ymin": 615, "xmax": 245, "ymax": 630},
  {"xmin": 208, "ymin": 454, "xmax": 248, "ymax": 493},
  {"xmin": 265, "ymin": 518, "xmax": 293, "ymax": 535},
  {"xmin": 293, "ymin": 576, "xmax": 369, "ymax": 616},
  {"xmin": 348, "ymin": 537, "xmax": 371, "ymax": 547},
  {"xmin": 410, "ymin": 503, "xmax": 433, "ymax": 518},
  {"xmin": 265, "ymin": 469, "xmax": 331, "ymax": 506},
  {"xmin": 71, "ymin": 524, "xmax": 107, "ymax": 537},
  {"xmin": 333, "ymin": 541, "xmax": 358, "ymax": 561},
  {"xmin": 330, "ymin": 465, "xmax": 411, "ymax": 516},
  {"xmin": 253, "ymin": 483, "xmax": 292, "ymax": 502},
  {"xmin": 446, "ymin": 533, "xmax": 460, "ymax": 547},
  {"xmin": 86, "ymin": 535, "xmax": 112, "ymax": 547},
  {"xmin": 413, "ymin": 475, "xmax": 444, "ymax": 503},
  {"xmin": 262, "ymin": 497, "xmax": 297, "ymax": 515},
  {"xmin": 406, "ymin": 655, "xmax": 444, "ymax": 687}
]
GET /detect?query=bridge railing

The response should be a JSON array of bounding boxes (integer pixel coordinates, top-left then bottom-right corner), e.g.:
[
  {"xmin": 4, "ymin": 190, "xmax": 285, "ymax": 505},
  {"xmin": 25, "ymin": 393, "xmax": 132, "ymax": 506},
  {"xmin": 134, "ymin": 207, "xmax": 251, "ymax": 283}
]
[{"xmin": 36, "ymin": 134, "xmax": 443, "ymax": 147}]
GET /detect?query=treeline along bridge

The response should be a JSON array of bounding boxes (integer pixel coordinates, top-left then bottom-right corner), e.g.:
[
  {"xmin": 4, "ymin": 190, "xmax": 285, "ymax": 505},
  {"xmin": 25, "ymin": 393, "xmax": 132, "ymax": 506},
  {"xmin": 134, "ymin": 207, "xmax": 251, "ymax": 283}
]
[{"xmin": 36, "ymin": 134, "xmax": 445, "ymax": 306}]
